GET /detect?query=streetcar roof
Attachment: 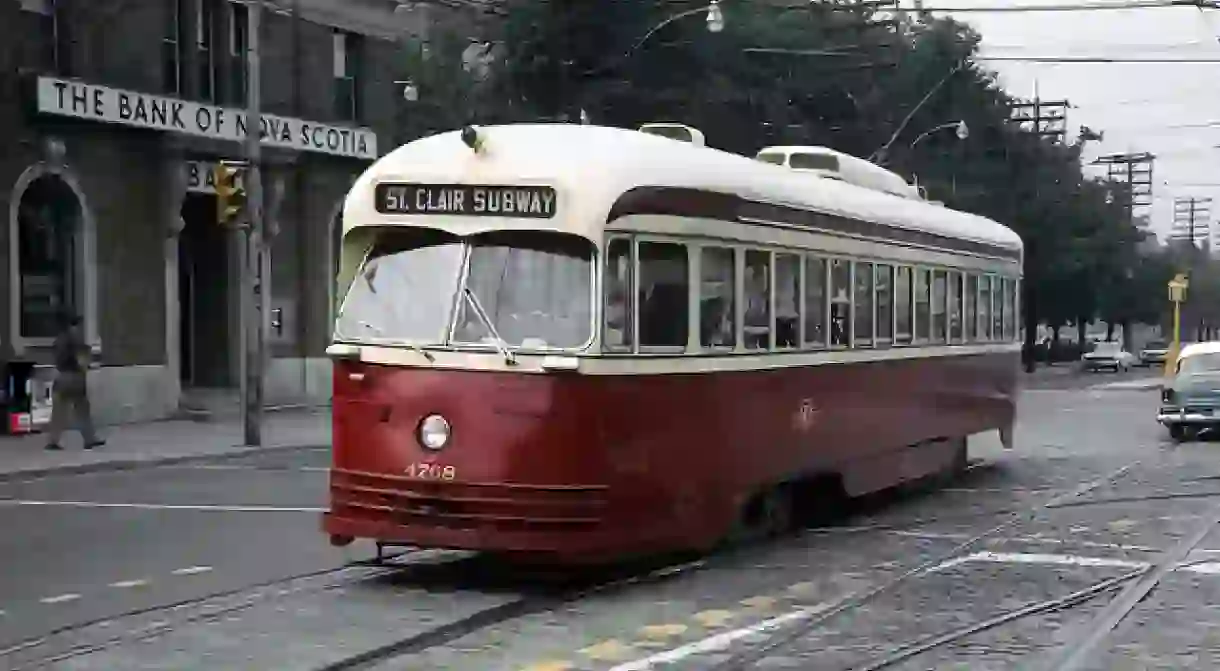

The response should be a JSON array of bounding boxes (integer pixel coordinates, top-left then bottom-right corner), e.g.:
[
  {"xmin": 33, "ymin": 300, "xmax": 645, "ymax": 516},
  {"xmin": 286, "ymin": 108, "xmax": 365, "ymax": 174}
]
[
  {"xmin": 342, "ymin": 123, "xmax": 1023, "ymax": 253},
  {"xmin": 1180, "ymin": 341, "xmax": 1220, "ymax": 359}
]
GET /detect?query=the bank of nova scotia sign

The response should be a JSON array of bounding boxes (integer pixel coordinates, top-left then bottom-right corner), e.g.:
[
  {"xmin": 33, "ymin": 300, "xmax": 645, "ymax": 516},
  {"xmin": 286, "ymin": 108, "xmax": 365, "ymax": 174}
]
[{"xmin": 35, "ymin": 77, "xmax": 377, "ymax": 160}]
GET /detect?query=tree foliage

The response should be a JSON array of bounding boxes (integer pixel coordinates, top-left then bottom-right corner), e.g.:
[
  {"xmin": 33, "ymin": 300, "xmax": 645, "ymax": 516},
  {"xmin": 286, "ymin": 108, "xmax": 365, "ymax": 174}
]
[{"xmin": 404, "ymin": 0, "xmax": 1199, "ymax": 352}]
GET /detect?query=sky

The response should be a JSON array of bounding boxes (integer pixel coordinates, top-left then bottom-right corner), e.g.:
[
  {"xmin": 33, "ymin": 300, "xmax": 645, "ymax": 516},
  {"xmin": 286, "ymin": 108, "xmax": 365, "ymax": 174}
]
[{"xmin": 910, "ymin": 0, "xmax": 1220, "ymax": 241}]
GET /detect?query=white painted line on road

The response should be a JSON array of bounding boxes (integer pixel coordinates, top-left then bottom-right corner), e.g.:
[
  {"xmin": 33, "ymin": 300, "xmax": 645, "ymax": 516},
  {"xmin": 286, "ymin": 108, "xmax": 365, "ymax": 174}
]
[
  {"xmin": 929, "ymin": 550, "xmax": 1220, "ymax": 576},
  {"xmin": 606, "ymin": 603, "xmax": 832, "ymax": 670},
  {"xmin": 935, "ymin": 551, "xmax": 1148, "ymax": 572},
  {"xmin": 172, "ymin": 565, "xmax": 213, "ymax": 576},
  {"xmin": 109, "ymin": 579, "xmax": 149, "ymax": 588},
  {"xmin": 39, "ymin": 593, "xmax": 80, "ymax": 605},
  {"xmin": 180, "ymin": 464, "xmax": 330, "ymax": 473},
  {"xmin": 0, "ymin": 500, "xmax": 325, "ymax": 513},
  {"xmin": 888, "ymin": 529, "xmax": 1166, "ymax": 554}
]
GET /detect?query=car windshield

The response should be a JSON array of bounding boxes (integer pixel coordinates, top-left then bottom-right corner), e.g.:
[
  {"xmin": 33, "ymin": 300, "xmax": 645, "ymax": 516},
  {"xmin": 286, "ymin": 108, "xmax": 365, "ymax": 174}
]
[
  {"xmin": 1179, "ymin": 352, "xmax": 1220, "ymax": 375},
  {"xmin": 1093, "ymin": 342, "xmax": 1121, "ymax": 355},
  {"xmin": 1145, "ymin": 340, "xmax": 1167, "ymax": 349},
  {"xmin": 451, "ymin": 231, "xmax": 594, "ymax": 350},
  {"xmin": 333, "ymin": 228, "xmax": 463, "ymax": 343}
]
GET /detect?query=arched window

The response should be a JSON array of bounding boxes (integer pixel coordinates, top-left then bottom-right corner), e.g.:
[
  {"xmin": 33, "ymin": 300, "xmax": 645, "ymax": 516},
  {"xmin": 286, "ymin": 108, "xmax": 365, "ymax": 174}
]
[{"xmin": 16, "ymin": 175, "xmax": 82, "ymax": 339}]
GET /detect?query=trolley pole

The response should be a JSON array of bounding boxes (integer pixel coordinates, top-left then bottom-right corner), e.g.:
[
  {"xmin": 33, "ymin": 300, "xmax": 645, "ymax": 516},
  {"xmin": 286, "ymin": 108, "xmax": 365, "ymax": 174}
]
[{"xmin": 241, "ymin": 1, "xmax": 266, "ymax": 446}]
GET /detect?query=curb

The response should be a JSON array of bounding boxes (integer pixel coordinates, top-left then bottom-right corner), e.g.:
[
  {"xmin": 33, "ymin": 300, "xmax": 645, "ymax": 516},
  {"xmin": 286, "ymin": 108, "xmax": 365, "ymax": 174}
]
[
  {"xmin": 1090, "ymin": 380, "xmax": 1164, "ymax": 392},
  {"xmin": 0, "ymin": 443, "xmax": 329, "ymax": 483}
]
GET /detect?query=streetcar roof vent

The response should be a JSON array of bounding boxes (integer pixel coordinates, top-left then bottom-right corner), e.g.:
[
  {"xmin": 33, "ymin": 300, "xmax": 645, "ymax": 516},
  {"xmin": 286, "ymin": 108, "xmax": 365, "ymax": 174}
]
[
  {"xmin": 755, "ymin": 146, "xmax": 920, "ymax": 200},
  {"xmin": 638, "ymin": 123, "xmax": 706, "ymax": 147}
]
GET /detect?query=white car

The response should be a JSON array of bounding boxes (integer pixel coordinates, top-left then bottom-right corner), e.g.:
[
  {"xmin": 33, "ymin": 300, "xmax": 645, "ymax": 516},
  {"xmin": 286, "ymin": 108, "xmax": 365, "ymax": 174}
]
[{"xmin": 1082, "ymin": 341, "xmax": 1136, "ymax": 372}]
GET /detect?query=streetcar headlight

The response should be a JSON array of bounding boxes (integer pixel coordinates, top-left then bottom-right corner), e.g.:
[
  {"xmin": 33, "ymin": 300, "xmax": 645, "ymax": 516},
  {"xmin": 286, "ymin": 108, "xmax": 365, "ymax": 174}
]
[{"xmin": 418, "ymin": 414, "xmax": 451, "ymax": 450}]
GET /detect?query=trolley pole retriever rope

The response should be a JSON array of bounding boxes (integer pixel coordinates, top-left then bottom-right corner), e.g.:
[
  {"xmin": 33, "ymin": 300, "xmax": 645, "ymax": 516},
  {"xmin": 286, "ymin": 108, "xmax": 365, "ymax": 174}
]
[{"xmin": 241, "ymin": 0, "xmax": 267, "ymax": 446}]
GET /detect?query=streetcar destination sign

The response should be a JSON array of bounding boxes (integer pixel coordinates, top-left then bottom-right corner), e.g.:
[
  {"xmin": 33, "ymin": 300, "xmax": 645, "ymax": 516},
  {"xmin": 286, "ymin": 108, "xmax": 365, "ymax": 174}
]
[{"xmin": 375, "ymin": 183, "xmax": 557, "ymax": 219}]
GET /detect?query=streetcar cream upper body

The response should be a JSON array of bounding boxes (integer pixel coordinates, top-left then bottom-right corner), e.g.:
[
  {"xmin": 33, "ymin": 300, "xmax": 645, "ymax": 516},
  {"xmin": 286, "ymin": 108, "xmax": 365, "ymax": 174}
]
[
  {"xmin": 341, "ymin": 123, "xmax": 1023, "ymax": 256},
  {"xmin": 333, "ymin": 124, "xmax": 1024, "ymax": 374}
]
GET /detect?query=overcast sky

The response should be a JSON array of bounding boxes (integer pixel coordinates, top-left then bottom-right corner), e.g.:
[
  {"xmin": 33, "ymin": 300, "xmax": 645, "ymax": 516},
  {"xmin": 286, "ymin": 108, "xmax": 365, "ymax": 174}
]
[{"xmin": 916, "ymin": 0, "xmax": 1220, "ymax": 241}]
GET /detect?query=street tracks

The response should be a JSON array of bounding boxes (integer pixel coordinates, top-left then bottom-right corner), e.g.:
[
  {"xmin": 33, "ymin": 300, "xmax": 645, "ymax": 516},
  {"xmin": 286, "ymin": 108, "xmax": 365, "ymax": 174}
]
[
  {"xmin": 705, "ymin": 458, "xmax": 1148, "ymax": 670},
  {"xmin": 2, "ymin": 545, "xmax": 708, "ymax": 670}
]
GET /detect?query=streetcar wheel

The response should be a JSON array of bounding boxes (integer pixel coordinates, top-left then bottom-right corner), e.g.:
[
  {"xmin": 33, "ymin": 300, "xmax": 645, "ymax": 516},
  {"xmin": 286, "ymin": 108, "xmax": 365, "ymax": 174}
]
[{"xmin": 759, "ymin": 485, "xmax": 795, "ymax": 538}]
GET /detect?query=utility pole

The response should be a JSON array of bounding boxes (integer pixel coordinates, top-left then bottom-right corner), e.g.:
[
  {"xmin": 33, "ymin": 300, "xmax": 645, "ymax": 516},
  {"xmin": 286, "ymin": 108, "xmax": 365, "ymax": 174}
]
[
  {"xmin": 1007, "ymin": 94, "xmax": 1067, "ymax": 372},
  {"xmin": 242, "ymin": 1, "xmax": 266, "ymax": 447},
  {"xmin": 1091, "ymin": 152, "xmax": 1155, "ymax": 228},
  {"xmin": 1170, "ymin": 196, "xmax": 1212, "ymax": 249},
  {"xmin": 1009, "ymin": 97, "xmax": 1068, "ymax": 144}
]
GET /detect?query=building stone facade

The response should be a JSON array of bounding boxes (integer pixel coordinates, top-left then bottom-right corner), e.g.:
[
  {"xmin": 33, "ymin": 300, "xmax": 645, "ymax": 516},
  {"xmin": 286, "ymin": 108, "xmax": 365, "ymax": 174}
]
[{"xmin": 0, "ymin": 0, "xmax": 437, "ymax": 425}]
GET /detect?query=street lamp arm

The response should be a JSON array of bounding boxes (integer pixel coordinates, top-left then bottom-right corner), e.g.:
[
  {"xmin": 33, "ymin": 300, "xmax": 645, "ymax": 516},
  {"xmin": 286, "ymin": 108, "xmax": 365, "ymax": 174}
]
[
  {"xmin": 868, "ymin": 60, "xmax": 967, "ymax": 162},
  {"xmin": 583, "ymin": 2, "xmax": 723, "ymax": 77},
  {"xmin": 908, "ymin": 121, "xmax": 963, "ymax": 150}
]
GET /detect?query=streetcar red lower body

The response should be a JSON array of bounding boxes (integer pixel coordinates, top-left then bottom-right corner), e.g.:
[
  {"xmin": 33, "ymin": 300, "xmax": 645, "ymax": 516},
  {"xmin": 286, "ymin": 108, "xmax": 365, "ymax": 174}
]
[{"xmin": 323, "ymin": 352, "xmax": 1018, "ymax": 564}]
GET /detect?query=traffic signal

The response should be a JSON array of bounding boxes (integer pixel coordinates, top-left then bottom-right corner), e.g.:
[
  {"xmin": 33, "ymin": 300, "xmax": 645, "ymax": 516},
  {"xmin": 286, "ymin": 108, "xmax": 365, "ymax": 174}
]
[{"xmin": 214, "ymin": 163, "xmax": 247, "ymax": 226}]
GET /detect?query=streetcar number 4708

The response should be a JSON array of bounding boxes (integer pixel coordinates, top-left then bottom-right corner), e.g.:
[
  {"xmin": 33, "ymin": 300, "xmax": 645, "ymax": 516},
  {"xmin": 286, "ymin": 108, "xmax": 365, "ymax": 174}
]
[{"xmin": 405, "ymin": 463, "xmax": 456, "ymax": 480}]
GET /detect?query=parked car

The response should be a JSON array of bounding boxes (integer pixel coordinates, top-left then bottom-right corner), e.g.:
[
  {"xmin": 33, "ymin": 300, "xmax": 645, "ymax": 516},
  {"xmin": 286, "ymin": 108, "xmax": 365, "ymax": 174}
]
[
  {"xmin": 1081, "ymin": 341, "xmax": 1135, "ymax": 372},
  {"xmin": 1158, "ymin": 341, "xmax": 1220, "ymax": 442},
  {"xmin": 1139, "ymin": 339, "xmax": 1170, "ymax": 367}
]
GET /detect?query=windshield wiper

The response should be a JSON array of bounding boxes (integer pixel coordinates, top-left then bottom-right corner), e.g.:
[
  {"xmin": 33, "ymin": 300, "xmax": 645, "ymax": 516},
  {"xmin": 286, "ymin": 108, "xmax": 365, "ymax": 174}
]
[{"xmin": 462, "ymin": 287, "xmax": 516, "ymax": 365}]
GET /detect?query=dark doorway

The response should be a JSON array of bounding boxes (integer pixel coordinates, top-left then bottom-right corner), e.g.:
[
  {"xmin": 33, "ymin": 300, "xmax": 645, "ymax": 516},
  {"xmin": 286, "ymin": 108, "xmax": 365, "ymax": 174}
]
[{"xmin": 179, "ymin": 194, "xmax": 233, "ymax": 387}]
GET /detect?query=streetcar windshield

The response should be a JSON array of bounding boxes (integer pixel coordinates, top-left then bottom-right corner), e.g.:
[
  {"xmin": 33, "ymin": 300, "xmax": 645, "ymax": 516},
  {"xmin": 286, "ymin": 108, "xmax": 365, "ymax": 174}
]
[
  {"xmin": 334, "ymin": 227, "xmax": 463, "ymax": 343},
  {"xmin": 451, "ymin": 231, "xmax": 594, "ymax": 350}
]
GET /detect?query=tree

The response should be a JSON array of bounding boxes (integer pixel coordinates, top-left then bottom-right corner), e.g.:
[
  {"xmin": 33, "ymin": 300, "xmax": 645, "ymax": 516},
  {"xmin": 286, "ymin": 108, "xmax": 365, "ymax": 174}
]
[{"xmin": 483, "ymin": 1, "xmax": 1155, "ymax": 363}]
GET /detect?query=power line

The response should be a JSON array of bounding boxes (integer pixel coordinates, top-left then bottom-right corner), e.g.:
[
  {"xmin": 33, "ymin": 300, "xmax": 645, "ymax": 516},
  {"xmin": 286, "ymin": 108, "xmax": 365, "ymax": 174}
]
[
  {"xmin": 910, "ymin": 0, "xmax": 1218, "ymax": 11},
  {"xmin": 975, "ymin": 55, "xmax": 1220, "ymax": 62}
]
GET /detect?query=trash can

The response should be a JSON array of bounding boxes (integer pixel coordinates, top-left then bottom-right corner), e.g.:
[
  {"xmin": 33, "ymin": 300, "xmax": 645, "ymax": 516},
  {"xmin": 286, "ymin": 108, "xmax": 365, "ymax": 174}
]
[{"xmin": 4, "ymin": 360, "xmax": 54, "ymax": 435}]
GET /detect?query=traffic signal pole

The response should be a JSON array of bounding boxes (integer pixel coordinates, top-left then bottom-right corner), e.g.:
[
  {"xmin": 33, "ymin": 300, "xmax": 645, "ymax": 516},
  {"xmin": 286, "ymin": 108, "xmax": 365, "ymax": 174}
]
[{"xmin": 242, "ymin": 1, "xmax": 266, "ymax": 447}]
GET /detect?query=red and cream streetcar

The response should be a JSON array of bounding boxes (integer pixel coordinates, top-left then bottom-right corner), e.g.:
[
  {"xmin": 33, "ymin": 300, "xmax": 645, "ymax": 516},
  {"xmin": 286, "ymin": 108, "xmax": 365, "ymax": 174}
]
[{"xmin": 323, "ymin": 123, "xmax": 1023, "ymax": 563}]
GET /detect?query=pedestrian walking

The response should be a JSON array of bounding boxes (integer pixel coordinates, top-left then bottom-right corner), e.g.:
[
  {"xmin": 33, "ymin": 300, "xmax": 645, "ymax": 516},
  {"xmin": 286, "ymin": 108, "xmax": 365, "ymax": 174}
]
[{"xmin": 45, "ymin": 313, "xmax": 104, "ymax": 451}]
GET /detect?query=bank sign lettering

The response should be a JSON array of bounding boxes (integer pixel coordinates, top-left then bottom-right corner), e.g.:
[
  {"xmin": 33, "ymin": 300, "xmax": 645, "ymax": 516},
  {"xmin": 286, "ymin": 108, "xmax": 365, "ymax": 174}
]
[
  {"xmin": 185, "ymin": 161, "xmax": 244, "ymax": 195},
  {"xmin": 36, "ymin": 77, "xmax": 377, "ymax": 160}
]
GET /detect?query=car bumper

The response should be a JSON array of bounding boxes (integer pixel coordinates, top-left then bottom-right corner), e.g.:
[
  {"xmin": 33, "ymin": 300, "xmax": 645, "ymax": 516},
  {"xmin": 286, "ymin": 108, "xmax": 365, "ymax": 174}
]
[{"xmin": 1158, "ymin": 410, "xmax": 1220, "ymax": 425}]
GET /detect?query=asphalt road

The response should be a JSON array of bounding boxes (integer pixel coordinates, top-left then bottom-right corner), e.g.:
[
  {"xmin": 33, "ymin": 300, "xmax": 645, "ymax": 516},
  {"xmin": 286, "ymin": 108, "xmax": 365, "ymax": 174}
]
[
  {"xmin": 6, "ymin": 380, "xmax": 1220, "ymax": 670},
  {"xmin": 0, "ymin": 447, "xmax": 356, "ymax": 652}
]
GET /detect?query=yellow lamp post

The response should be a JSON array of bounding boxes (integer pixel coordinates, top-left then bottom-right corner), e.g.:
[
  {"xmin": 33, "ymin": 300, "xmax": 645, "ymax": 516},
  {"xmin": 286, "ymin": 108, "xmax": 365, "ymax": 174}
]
[{"xmin": 1164, "ymin": 273, "xmax": 1190, "ymax": 378}]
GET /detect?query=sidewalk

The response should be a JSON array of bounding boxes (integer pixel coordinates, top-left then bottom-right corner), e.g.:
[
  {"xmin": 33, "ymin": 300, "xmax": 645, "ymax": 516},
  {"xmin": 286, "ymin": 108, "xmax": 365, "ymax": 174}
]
[{"xmin": 0, "ymin": 408, "xmax": 330, "ymax": 481}]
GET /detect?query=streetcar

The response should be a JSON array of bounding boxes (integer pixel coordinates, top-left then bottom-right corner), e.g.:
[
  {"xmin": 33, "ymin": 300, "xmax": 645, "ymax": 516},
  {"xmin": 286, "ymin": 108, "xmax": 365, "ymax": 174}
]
[{"xmin": 323, "ymin": 122, "xmax": 1023, "ymax": 564}]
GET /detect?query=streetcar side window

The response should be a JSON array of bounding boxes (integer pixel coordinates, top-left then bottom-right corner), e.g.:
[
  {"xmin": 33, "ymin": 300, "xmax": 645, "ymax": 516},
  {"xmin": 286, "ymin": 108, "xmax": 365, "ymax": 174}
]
[
  {"xmin": 1003, "ymin": 278, "xmax": 1017, "ymax": 342},
  {"xmin": 914, "ymin": 268, "xmax": 931, "ymax": 342},
  {"xmin": 875, "ymin": 264, "xmax": 893, "ymax": 345},
  {"xmin": 699, "ymin": 246, "xmax": 736, "ymax": 349},
  {"xmin": 949, "ymin": 271, "xmax": 963, "ymax": 343},
  {"xmin": 638, "ymin": 241, "xmax": 690, "ymax": 349},
  {"xmin": 604, "ymin": 237, "xmax": 634, "ymax": 351},
  {"xmin": 743, "ymin": 250, "xmax": 772, "ymax": 350},
  {"xmin": 854, "ymin": 261, "xmax": 874, "ymax": 348},
  {"xmin": 992, "ymin": 275, "xmax": 1003, "ymax": 341},
  {"xmin": 978, "ymin": 275, "xmax": 992, "ymax": 340},
  {"xmin": 894, "ymin": 266, "xmax": 912, "ymax": 345},
  {"xmin": 931, "ymin": 270, "xmax": 947, "ymax": 344},
  {"xmin": 804, "ymin": 256, "xmax": 827, "ymax": 348},
  {"xmin": 829, "ymin": 259, "xmax": 851, "ymax": 347},
  {"xmin": 1008, "ymin": 278, "xmax": 1020, "ymax": 342},
  {"xmin": 965, "ymin": 274, "xmax": 978, "ymax": 342},
  {"xmin": 775, "ymin": 253, "xmax": 801, "ymax": 349}
]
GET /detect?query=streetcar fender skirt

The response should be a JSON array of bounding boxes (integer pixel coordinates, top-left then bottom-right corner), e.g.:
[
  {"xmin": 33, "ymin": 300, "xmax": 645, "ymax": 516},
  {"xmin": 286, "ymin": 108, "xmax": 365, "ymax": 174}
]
[
  {"xmin": 837, "ymin": 438, "xmax": 967, "ymax": 497},
  {"xmin": 321, "ymin": 513, "xmax": 678, "ymax": 563},
  {"xmin": 999, "ymin": 423, "xmax": 1014, "ymax": 450}
]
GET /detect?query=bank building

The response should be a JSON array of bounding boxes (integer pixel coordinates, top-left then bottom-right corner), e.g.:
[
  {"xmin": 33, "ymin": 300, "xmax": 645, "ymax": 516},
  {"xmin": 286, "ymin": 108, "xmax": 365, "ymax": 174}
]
[{"xmin": 1, "ymin": 0, "xmax": 440, "ymax": 425}]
